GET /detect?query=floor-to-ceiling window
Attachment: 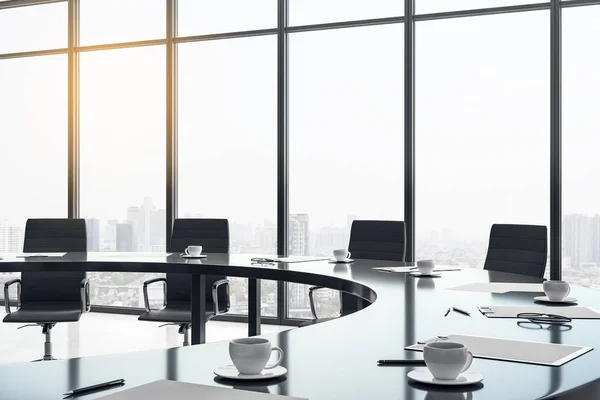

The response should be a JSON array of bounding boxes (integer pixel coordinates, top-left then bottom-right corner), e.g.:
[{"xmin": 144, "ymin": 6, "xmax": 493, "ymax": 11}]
[
  {"xmin": 288, "ymin": 24, "xmax": 404, "ymax": 318},
  {"xmin": 80, "ymin": 46, "xmax": 166, "ymax": 307},
  {"xmin": 0, "ymin": 2, "xmax": 68, "ymax": 297},
  {"xmin": 563, "ymin": 5, "xmax": 600, "ymax": 289},
  {"xmin": 2, "ymin": 0, "xmax": 600, "ymax": 318},
  {"xmin": 415, "ymin": 11, "xmax": 550, "ymax": 270},
  {"xmin": 178, "ymin": 36, "xmax": 278, "ymax": 317}
]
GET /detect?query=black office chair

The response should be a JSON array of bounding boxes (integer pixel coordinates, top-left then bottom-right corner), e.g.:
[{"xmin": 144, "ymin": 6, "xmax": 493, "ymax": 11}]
[
  {"xmin": 138, "ymin": 219, "xmax": 230, "ymax": 346},
  {"xmin": 483, "ymin": 224, "xmax": 548, "ymax": 278},
  {"xmin": 3, "ymin": 219, "xmax": 90, "ymax": 361},
  {"xmin": 303, "ymin": 220, "xmax": 406, "ymax": 326}
]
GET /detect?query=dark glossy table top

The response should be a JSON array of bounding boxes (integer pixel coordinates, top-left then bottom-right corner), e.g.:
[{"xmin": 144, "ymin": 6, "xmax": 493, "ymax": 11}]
[{"xmin": 0, "ymin": 254, "xmax": 599, "ymax": 399}]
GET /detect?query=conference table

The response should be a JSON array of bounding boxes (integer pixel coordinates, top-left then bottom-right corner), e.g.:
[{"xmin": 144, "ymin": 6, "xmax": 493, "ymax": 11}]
[{"xmin": 0, "ymin": 252, "xmax": 599, "ymax": 399}]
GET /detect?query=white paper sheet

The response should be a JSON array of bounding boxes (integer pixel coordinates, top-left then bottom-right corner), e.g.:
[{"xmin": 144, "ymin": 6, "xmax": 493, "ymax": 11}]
[
  {"xmin": 15, "ymin": 253, "xmax": 66, "ymax": 258},
  {"xmin": 273, "ymin": 256, "xmax": 330, "ymax": 263},
  {"xmin": 405, "ymin": 333, "xmax": 592, "ymax": 366},
  {"xmin": 478, "ymin": 305, "xmax": 600, "ymax": 319},
  {"xmin": 447, "ymin": 282, "xmax": 544, "ymax": 293},
  {"xmin": 98, "ymin": 380, "xmax": 307, "ymax": 400},
  {"xmin": 374, "ymin": 266, "xmax": 461, "ymax": 273}
]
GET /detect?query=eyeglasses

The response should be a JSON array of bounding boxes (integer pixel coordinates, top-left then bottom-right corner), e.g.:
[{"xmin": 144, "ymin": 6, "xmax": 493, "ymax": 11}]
[
  {"xmin": 250, "ymin": 257, "xmax": 276, "ymax": 265},
  {"xmin": 517, "ymin": 312, "xmax": 572, "ymax": 331}
]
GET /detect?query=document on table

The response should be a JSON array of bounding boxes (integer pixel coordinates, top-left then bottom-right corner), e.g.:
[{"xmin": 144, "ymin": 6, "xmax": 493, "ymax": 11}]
[
  {"xmin": 405, "ymin": 333, "xmax": 592, "ymax": 367},
  {"xmin": 447, "ymin": 282, "xmax": 544, "ymax": 293},
  {"xmin": 97, "ymin": 380, "xmax": 308, "ymax": 400},
  {"xmin": 373, "ymin": 266, "xmax": 461, "ymax": 273},
  {"xmin": 273, "ymin": 256, "xmax": 330, "ymax": 263},
  {"xmin": 478, "ymin": 305, "xmax": 600, "ymax": 319},
  {"xmin": 15, "ymin": 252, "xmax": 66, "ymax": 258}
]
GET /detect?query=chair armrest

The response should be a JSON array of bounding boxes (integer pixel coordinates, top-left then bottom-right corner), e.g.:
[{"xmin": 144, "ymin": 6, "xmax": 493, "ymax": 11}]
[
  {"xmin": 80, "ymin": 278, "xmax": 91, "ymax": 313},
  {"xmin": 308, "ymin": 286, "xmax": 342, "ymax": 320},
  {"xmin": 142, "ymin": 278, "xmax": 167, "ymax": 312},
  {"xmin": 212, "ymin": 279, "xmax": 230, "ymax": 316},
  {"xmin": 4, "ymin": 278, "xmax": 21, "ymax": 314}
]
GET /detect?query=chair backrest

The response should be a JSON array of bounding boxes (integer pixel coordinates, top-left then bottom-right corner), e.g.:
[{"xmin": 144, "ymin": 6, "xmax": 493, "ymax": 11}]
[
  {"xmin": 342, "ymin": 220, "xmax": 406, "ymax": 312},
  {"xmin": 348, "ymin": 220, "xmax": 406, "ymax": 262},
  {"xmin": 483, "ymin": 224, "xmax": 548, "ymax": 278},
  {"xmin": 167, "ymin": 219, "xmax": 229, "ymax": 305},
  {"xmin": 21, "ymin": 219, "xmax": 87, "ymax": 304}
]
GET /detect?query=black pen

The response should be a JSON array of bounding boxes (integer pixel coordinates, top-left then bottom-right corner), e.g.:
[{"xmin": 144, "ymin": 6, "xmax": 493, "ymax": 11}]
[
  {"xmin": 452, "ymin": 307, "xmax": 471, "ymax": 317},
  {"xmin": 444, "ymin": 307, "xmax": 451, "ymax": 317},
  {"xmin": 377, "ymin": 359, "xmax": 427, "ymax": 366},
  {"xmin": 63, "ymin": 379, "xmax": 125, "ymax": 397}
]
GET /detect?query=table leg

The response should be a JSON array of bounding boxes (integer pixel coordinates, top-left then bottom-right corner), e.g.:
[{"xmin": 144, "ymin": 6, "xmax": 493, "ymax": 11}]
[
  {"xmin": 248, "ymin": 278, "xmax": 261, "ymax": 337},
  {"xmin": 191, "ymin": 274, "xmax": 206, "ymax": 345}
]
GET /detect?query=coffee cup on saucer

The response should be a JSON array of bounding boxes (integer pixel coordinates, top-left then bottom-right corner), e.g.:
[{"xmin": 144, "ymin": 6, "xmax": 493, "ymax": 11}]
[
  {"xmin": 185, "ymin": 245, "xmax": 203, "ymax": 257},
  {"xmin": 543, "ymin": 280, "xmax": 571, "ymax": 301},
  {"xmin": 424, "ymin": 341, "xmax": 473, "ymax": 380},
  {"xmin": 333, "ymin": 249, "xmax": 351, "ymax": 262},
  {"xmin": 229, "ymin": 338, "xmax": 284, "ymax": 375},
  {"xmin": 417, "ymin": 260, "xmax": 435, "ymax": 275}
]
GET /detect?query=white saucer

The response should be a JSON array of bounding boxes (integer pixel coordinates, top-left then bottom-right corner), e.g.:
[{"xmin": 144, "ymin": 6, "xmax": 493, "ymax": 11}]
[
  {"xmin": 180, "ymin": 254, "xmax": 207, "ymax": 259},
  {"xmin": 407, "ymin": 368, "xmax": 483, "ymax": 386},
  {"xmin": 214, "ymin": 365, "xmax": 287, "ymax": 380},
  {"xmin": 329, "ymin": 259, "xmax": 354, "ymax": 263},
  {"xmin": 410, "ymin": 272, "xmax": 442, "ymax": 277},
  {"xmin": 533, "ymin": 295, "xmax": 578, "ymax": 304}
]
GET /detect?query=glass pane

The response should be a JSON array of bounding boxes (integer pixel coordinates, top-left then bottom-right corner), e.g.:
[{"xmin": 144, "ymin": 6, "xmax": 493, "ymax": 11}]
[
  {"xmin": 80, "ymin": 0, "xmax": 165, "ymax": 46},
  {"xmin": 415, "ymin": 12, "xmax": 549, "ymax": 270},
  {"xmin": 417, "ymin": 0, "xmax": 546, "ymax": 14},
  {"xmin": 0, "ymin": 55, "xmax": 67, "ymax": 297},
  {"xmin": 290, "ymin": 0, "xmax": 402, "ymax": 26},
  {"xmin": 80, "ymin": 46, "xmax": 166, "ymax": 307},
  {"xmin": 178, "ymin": 36, "xmax": 277, "ymax": 317},
  {"xmin": 288, "ymin": 25, "xmax": 404, "ymax": 318},
  {"xmin": 563, "ymin": 6, "xmax": 600, "ymax": 289},
  {"xmin": 178, "ymin": 0, "xmax": 276, "ymax": 37},
  {"xmin": 0, "ymin": 3, "xmax": 67, "ymax": 53}
]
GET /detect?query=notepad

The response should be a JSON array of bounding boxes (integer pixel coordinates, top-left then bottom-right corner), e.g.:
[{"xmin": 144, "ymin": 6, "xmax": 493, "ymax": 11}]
[
  {"xmin": 448, "ymin": 282, "xmax": 544, "ymax": 293},
  {"xmin": 98, "ymin": 380, "xmax": 307, "ymax": 400},
  {"xmin": 374, "ymin": 266, "xmax": 461, "ymax": 273},
  {"xmin": 273, "ymin": 256, "xmax": 330, "ymax": 263},
  {"xmin": 16, "ymin": 252, "xmax": 66, "ymax": 258},
  {"xmin": 406, "ymin": 333, "xmax": 593, "ymax": 366},
  {"xmin": 478, "ymin": 305, "xmax": 600, "ymax": 319}
]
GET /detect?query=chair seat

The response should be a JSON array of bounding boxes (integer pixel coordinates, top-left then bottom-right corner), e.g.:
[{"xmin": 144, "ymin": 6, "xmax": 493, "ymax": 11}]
[
  {"xmin": 3, "ymin": 302, "xmax": 82, "ymax": 324},
  {"xmin": 138, "ymin": 304, "xmax": 215, "ymax": 324}
]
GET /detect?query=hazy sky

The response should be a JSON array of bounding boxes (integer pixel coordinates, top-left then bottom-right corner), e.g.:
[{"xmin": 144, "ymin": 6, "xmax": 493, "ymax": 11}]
[{"xmin": 0, "ymin": 1, "xmax": 599, "ymax": 246}]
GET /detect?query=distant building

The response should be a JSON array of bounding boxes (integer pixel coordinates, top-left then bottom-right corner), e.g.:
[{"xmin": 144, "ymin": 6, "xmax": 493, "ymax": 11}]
[
  {"xmin": 289, "ymin": 214, "xmax": 309, "ymax": 256},
  {"xmin": 126, "ymin": 197, "xmax": 166, "ymax": 252},
  {"xmin": 86, "ymin": 218, "xmax": 100, "ymax": 252},
  {"xmin": 255, "ymin": 222, "xmax": 277, "ymax": 254},
  {"xmin": 116, "ymin": 223, "xmax": 135, "ymax": 252},
  {"xmin": 564, "ymin": 214, "xmax": 600, "ymax": 267},
  {"xmin": 0, "ymin": 220, "xmax": 23, "ymax": 253}
]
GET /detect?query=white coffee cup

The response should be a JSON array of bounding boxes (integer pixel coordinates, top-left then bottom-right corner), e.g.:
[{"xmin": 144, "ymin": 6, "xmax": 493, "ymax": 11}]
[
  {"xmin": 544, "ymin": 280, "xmax": 571, "ymax": 301},
  {"xmin": 423, "ymin": 341, "xmax": 473, "ymax": 380},
  {"xmin": 333, "ymin": 249, "xmax": 351, "ymax": 262},
  {"xmin": 229, "ymin": 338, "xmax": 284, "ymax": 375},
  {"xmin": 185, "ymin": 245, "xmax": 203, "ymax": 257},
  {"xmin": 417, "ymin": 260, "xmax": 435, "ymax": 275}
]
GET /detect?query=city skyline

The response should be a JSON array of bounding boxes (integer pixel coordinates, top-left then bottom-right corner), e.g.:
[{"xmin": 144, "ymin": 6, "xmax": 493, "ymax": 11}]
[{"xmin": 2, "ymin": 194, "xmax": 600, "ymax": 314}]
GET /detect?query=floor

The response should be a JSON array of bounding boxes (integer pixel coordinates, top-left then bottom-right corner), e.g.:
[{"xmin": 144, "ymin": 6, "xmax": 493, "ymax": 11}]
[{"xmin": 0, "ymin": 311, "xmax": 292, "ymax": 364}]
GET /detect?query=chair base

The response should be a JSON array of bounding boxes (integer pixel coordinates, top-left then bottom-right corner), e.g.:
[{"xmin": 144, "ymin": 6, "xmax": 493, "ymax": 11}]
[
  {"xmin": 32, "ymin": 356, "xmax": 57, "ymax": 362},
  {"xmin": 20, "ymin": 323, "xmax": 57, "ymax": 362},
  {"xmin": 179, "ymin": 324, "xmax": 190, "ymax": 346}
]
